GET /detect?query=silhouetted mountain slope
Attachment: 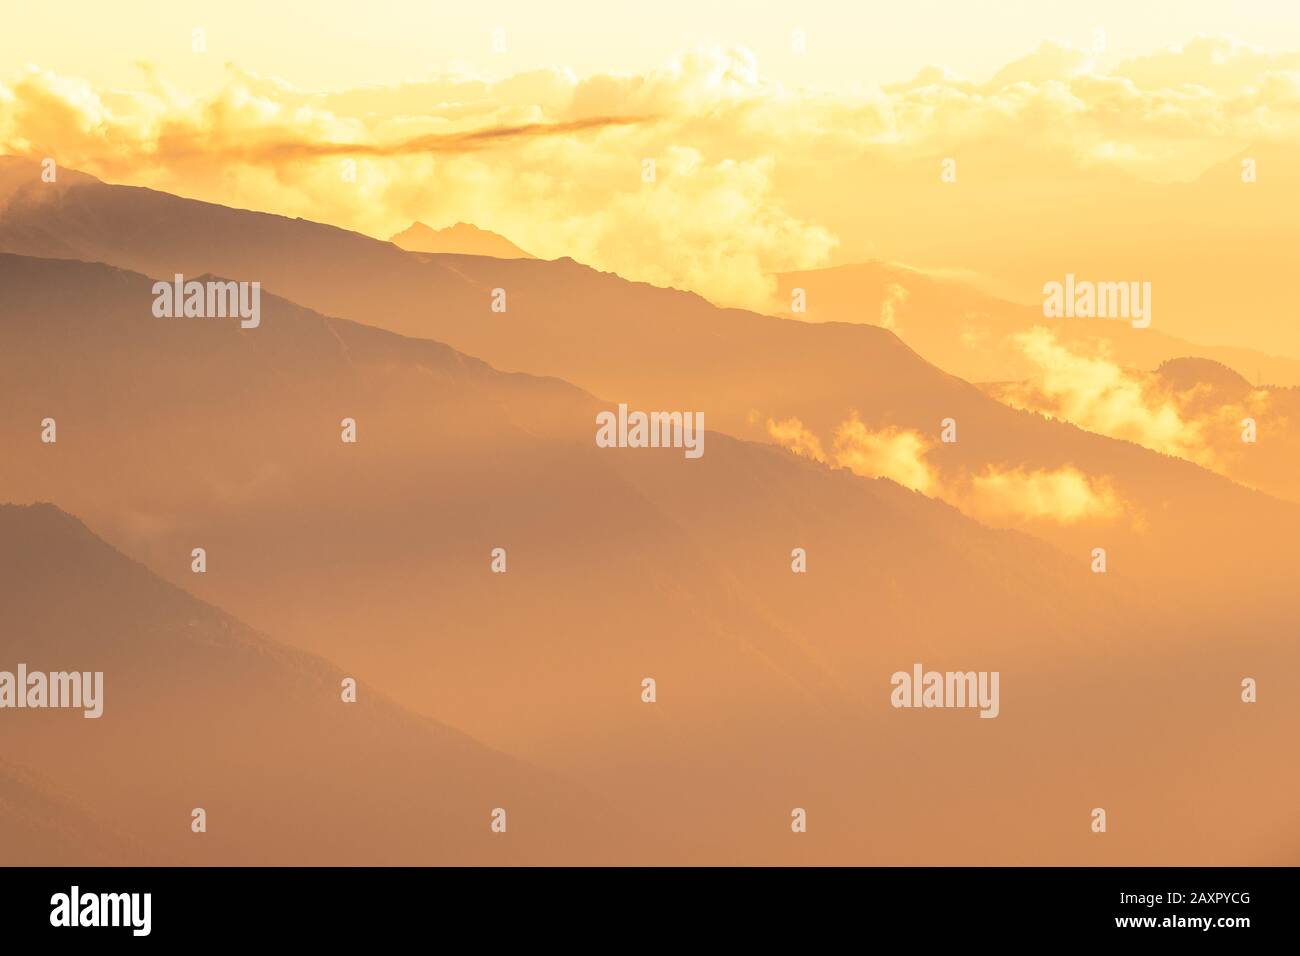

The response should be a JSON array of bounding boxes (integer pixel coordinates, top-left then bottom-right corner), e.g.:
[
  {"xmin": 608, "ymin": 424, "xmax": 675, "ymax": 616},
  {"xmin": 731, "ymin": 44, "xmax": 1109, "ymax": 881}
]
[
  {"xmin": 2, "ymin": 252, "xmax": 1296, "ymax": 863},
  {"xmin": 0, "ymin": 251, "xmax": 1124, "ymax": 731},
  {"xmin": 0, "ymin": 166, "xmax": 1296, "ymax": 614},
  {"xmin": 0, "ymin": 759, "xmax": 138, "ymax": 865},
  {"xmin": 4, "ymin": 250, "xmax": 1299, "ymax": 862},
  {"xmin": 773, "ymin": 260, "xmax": 1300, "ymax": 386},
  {"xmin": 1155, "ymin": 356, "xmax": 1253, "ymax": 393},
  {"xmin": 0, "ymin": 501, "xmax": 631, "ymax": 865}
]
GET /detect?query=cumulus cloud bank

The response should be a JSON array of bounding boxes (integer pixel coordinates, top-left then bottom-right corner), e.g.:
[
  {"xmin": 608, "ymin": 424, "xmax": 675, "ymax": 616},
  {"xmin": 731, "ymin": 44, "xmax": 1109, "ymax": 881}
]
[{"xmin": 5, "ymin": 36, "xmax": 1300, "ymax": 309}]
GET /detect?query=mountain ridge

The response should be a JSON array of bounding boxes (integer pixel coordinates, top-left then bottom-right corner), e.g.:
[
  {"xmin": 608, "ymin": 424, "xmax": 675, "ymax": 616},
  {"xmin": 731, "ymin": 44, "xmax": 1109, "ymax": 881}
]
[
  {"xmin": 390, "ymin": 220, "xmax": 534, "ymax": 259},
  {"xmin": 0, "ymin": 499, "xmax": 634, "ymax": 865}
]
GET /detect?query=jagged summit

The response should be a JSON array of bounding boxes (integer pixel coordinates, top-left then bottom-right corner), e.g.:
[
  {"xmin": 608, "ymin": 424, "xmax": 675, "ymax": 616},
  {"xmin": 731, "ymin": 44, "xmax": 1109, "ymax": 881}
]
[{"xmin": 390, "ymin": 221, "xmax": 534, "ymax": 259}]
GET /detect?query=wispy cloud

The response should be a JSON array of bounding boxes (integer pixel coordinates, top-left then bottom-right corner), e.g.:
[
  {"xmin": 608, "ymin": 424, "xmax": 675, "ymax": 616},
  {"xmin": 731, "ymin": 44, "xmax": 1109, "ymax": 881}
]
[{"xmin": 767, "ymin": 411, "xmax": 1121, "ymax": 522}]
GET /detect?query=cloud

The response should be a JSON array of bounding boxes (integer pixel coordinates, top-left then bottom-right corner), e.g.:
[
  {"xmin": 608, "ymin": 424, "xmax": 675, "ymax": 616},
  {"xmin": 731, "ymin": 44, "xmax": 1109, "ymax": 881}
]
[
  {"xmin": 985, "ymin": 331, "xmax": 1286, "ymax": 496},
  {"xmin": 830, "ymin": 414, "xmax": 936, "ymax": 493},
  {"xmin": 878, "ymin": 282, "xmax": 909, "ymax": 331},
  {"xmin": 1115, "ymin": 36, "xmax": 1300, "ymax": 94},
  {"xmin": 987, "ymin": 40, "xmax": 1097, "ymax": 87},
  {"xmin": 767, "ymin": 413, "xmax": 937, "ymax": 493},
  {"xmin": 0, "ymin": 50, "xmax": 835, "ymax": 311},
  {"xmin": 159, "ymin": 114, "xmax": 655, "ymax": 163},
  {"xmin": 992, "ymin": 328, "xmax": 1204, "ymax": 461},
  {"xmin": 960, "ymin": 465, "xmax": 1121, "ymax": 524},
  {"xmin": 767, "ymin": 408, "xmax": 1124, "ymax": 523},
  {"xmin": 5, "ymin": 38, "xmax": 1300, "ymax": 308},
  {"xmin": 986, "ymin": 329, "xmax": 1281, "ymax": 473},
  {"xmin": 766, "ymin": 416, "xmax": 827, "ymax": 462}
]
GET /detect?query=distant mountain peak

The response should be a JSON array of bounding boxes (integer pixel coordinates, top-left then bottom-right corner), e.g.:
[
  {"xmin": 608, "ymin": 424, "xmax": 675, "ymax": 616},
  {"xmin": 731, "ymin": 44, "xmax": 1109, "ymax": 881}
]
[
  {"xmin": 1155, "ymin": 356, "xmax": 1253, "ymax": 391},
  {"xmin": 390, "ymin": 221, "xmax": 534, "ymax": 259}
]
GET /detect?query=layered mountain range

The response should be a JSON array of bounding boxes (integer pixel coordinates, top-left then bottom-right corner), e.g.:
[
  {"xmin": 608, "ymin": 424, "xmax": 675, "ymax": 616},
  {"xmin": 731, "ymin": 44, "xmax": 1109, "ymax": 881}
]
[{"xmin": 1, "ymin": 156, "xmax": 1295, "ymax": 863}]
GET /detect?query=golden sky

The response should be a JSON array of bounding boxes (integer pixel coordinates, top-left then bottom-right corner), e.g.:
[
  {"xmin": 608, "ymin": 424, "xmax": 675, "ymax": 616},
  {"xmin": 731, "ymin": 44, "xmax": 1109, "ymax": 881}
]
[
  {"xmin": 4, "ymin": 2, "xmax": 1300, "ymax": 352},
  {"xmin": 5, "ymin": 0, "xmax": 1300, "ymax": 92}
]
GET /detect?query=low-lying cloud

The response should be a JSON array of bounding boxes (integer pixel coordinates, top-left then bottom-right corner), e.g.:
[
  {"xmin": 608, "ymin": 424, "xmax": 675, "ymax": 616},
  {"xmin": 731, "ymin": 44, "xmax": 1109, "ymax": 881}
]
[
  {"xmin": 984, "ymin": 328, "xmax": 1296, "ymax": 501},
  {"xmin": 960, "ymin": 464, "xmax": 1121, "ymax": 524},
  {"xmin": 766, "ymin": 412, "xmax": 1121, "ymax": 523},
  {"xmin": 987, "ymin": 328, "xmax": 1275, "ymax": 473}
]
